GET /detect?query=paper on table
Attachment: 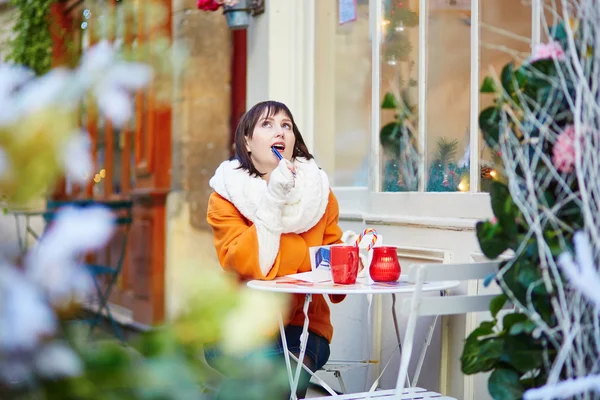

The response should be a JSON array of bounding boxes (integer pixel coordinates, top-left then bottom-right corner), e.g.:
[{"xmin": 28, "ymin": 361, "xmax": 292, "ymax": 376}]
[{"xmin": 285, "ymin": 270, "xmax": 332, "ymax": 283}]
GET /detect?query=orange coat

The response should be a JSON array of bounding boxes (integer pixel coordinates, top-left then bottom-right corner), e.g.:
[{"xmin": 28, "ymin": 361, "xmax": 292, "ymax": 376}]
[{"xmin": 206, "ymin": 190, "xmax": 344, "ymax": 342}]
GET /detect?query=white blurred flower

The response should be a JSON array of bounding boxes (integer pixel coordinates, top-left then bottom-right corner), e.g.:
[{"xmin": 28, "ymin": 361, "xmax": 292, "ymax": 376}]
[
  {"xmin": 14, "ymin": 68, "xmax": 75, "ymax": 118},
  {"xmin": 78, "ymin": 40, "xmax": 153, "ymax": 127},
  {"xmin": 524, "ymin": 375, "xmax": 600, "ymax": 399},
  {"xmin": 221, "ymin": 289, "xmax": 287, "ymax": 355},
  {"xmin": 0, "ymin": 64, "xmax": 33, "ymax": 95},
  {"xmin": 95, "ymin": 85, "xmax": 134, "ymax": 128},
  {"xmin": 0, "ymin": 359, "xmax": 32, "ymax": 386},
  {"xmin": 26, "ymin": 206, "xmax": 115, "ymax": 306},
  {"xmin": 0, "ymin": 264, "xmax": 57, "ymax": 352},
  {"xmin": 0, "ymin": 64, "xmax": 34, "ymax": 126},
  {"xmin": 78, "ymin": 40, "xmax": 115, "ymax": 82},
  {"xmin": 63, "ymin": 131, "xmax": 93, "ymax": 184},
  {"xmin": 557, "ymin": 231, "xmax": 600, "ymax": 309},
  {"xmin": 35, "ymin": 341, "xmax": 83, "ymax": 379}
]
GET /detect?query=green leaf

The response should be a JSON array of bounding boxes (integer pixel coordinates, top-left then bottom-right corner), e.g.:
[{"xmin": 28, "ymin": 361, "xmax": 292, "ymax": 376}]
[
  {"xmin": 502, "ymin": 313, "xmax": 527, "ymax": 333},
  {"xmin": 476, "ymin": 221, "xmax": 511, "ymax": 260},
  {"xmin": 380, "ymin": 122, "xmax": 402, "ymax": 153},
  {"xmin": 550, "ymin": 22, "xmax": 567, "ymax": 42},
  {"xmin": 461, "ymin": 337, "xmax": 504, "ymax": 375},
  {"xmin": 488, "ymin": 368, "xmax": 525, "ymax": 400},
  {"xmin": 481, "ymin": 76, "xmax": 498, "ymax": 93},
  {"xmin": 490, "ymin": 294, "xmax": 507, "ymax": 318},
  {"xmin": 490, "ymin": 181, "xmax": 519, "ymax": 237},
  {"xmin": 479, "ymin": 106, "xmax": 502, "ymax": 149},
  {"xmin": 509, "ymin": 320, "xmax": 537, "ymax": 336},
  {"xmin": 501, "ymin": 62, "xmax": 517, "ymax": 95},
  {"xmin": 381, "ymin": 92, "xmax": 399, "ymax": 109},
  {"xmin": 504, "ymin": 334, "xmax": 544, "ymax": 373},
  {"xmin": 461, "ymin": 321, "xmax": 503, "ymax": 375},
  {"xmin": 514, "ymin": 67, "xmax": 528, "ymax": 89}
]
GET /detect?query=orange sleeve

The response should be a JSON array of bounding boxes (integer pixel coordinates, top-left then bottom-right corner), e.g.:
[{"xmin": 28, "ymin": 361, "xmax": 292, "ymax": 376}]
[
  {"xmin": 323, "ymin": 191, "xmax": 346, "ymax": 304},
  {"xmin": 207, "ymin": 193, "xmax": 278, "ymax": 280}
]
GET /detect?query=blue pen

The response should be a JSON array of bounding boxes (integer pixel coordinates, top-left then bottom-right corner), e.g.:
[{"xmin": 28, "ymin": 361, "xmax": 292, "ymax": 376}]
[
  {"xmin": 272, "ymin": 146, "xmax": 296, "ymax": 177},
  {"xmin": 271, "ymin": 146, "xmax": 284, "ymax": 160}
]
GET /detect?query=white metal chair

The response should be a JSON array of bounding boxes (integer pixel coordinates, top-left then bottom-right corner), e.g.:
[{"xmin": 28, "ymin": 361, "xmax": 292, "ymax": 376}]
[{"xmin": 310, "ymin": 261, "xmax": 503, "ymax": 399}]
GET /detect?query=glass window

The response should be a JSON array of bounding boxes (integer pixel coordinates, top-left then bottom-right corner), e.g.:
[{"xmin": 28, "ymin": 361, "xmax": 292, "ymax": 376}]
[
  {"xmin": 314, "ymin": 0, "xmax": 372, "ymax": 187},
  {"xmin": 315, "ymin": 0, "xmax": 535, "ymax": 193},
  {"xmin": 379, "ymin": 0, "xmax": 421, "ymax": 192},
  {"xmin": 424, "ymin": 1, "xmax": 471, "ymax": 193},
  {"xmin": 478, "ymin": 0, "xmax": 532, "ymax": 192},
  {"xmin": 376, "ymin": 0, "xmax": 534, "ymax": 193}
]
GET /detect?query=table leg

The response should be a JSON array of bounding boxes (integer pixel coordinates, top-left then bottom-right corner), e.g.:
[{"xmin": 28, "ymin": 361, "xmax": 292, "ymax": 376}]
[
  {"xmin": 13, "ymin": 214, "xmax": 24, "ymax": 253},
  {"xmin": 391, "ymin": 293, "xmax": 411, "ymax": 388},
  {"xmin": 24, "ymin": 215, "xmax": 31, "ymax": 251},
  {"xmin": 290, "ymin": 293, "xmax": 312, "ymax": 400},
  {"xmin": 286, "ymin": 351, "xmax": 338, "ymax": 397},
  {"xmin": 278, "ymin": 313, "xmax": 295, "ymax": 392}
]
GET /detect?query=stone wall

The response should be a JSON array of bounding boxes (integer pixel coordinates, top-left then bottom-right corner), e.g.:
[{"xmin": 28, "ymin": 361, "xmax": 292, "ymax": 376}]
[{"xmin": 166, "ymin": 0, "xmax": 232, "ymax": 319}]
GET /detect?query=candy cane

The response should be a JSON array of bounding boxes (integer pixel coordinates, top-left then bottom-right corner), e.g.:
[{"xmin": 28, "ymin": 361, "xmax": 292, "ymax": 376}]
[{"xmin": 354, "ymin": 228, "xmax": 379, "ymax": 251}]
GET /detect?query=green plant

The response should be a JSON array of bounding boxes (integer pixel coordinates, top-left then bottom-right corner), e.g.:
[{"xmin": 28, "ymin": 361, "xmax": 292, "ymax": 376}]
[
  {"xmin": 7, "ymin": 0, "xmax": 57, "ymax": 75},
  {"xmin": 460, "ymin": 21, "xmax": 591, "ymax": 399}
]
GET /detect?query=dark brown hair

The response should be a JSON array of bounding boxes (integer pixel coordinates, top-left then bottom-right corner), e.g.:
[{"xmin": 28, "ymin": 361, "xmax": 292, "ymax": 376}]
[{"xmin": 234, "ymin": 101, "xmax": 313, "ymax": 177}]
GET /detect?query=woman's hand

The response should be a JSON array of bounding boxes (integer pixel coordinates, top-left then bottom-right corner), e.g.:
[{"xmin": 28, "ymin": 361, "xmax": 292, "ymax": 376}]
[{"xmin": 268, "ymin": 159, "xmax": 295, "ymax": 199}]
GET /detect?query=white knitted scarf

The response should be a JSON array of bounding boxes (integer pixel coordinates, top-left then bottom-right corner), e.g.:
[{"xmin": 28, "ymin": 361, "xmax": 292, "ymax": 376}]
[{"xmin": 209, "ymin": 157, "xmax": 330, "ymax": 234}]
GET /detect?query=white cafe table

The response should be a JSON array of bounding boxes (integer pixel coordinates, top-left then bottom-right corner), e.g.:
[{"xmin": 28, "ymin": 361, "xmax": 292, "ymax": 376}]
[{"xmin": 247, "ymin": 276, "xmax": 460, "ymax": 399}]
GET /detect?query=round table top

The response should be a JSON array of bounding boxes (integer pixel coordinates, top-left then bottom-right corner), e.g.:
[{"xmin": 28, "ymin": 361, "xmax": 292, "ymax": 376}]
[{"xmin": 247, "ymin": 276, "xmax": 460, "ymax": 295}]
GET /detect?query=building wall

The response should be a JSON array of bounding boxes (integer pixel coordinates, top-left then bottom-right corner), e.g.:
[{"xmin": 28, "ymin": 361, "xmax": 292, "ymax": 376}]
[
  {"xmin": 0, "ymin": 3, "xmax": 16, "ymax": 63},
  {"xmin": 244, "ymin": 0, "xmax": 535, "ymax": 399},
  {"xmin": 165, "ymin": 0, "xmax": 232, "ymax": 319}
]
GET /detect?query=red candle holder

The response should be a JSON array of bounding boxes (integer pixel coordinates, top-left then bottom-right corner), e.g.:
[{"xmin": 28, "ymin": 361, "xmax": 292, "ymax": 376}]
[{"xmin": 369, "ymin": 246, "xmax": 401, "ymax": 282}]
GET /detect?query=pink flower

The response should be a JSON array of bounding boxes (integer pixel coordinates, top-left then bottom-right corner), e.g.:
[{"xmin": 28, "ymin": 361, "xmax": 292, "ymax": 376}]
[
  {"xmin": 197, "ymin": 0, "xmax": 221, "ymax": 11},
  {"xmin": 531, "ymin": 41, "xmax": 566, "ymax": 62},
  {"xmin": 552, "ymin": 125, "xmax": 577, "ymax": 173}
]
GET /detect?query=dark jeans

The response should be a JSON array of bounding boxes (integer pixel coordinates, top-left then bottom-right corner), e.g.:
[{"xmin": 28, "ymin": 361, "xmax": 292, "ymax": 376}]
[{"xmin": 205, "ymin": 325, "xmax": 330, "ymax": 399}]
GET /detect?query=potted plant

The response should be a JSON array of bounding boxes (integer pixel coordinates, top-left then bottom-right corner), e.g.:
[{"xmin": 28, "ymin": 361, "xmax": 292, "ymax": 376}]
[
  {"xmin": 197, "ymin": 0, "xmax": 264, "ymax": 30},
  {"xmin": 461, "ymin": 7, "xmax": 600, "ymax": 399}
]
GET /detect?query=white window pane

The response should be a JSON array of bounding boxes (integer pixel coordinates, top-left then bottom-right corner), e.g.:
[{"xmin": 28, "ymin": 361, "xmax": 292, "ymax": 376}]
[{"xmin": 314, "ymin": 0, "xmax": 372, "ymax": 187}]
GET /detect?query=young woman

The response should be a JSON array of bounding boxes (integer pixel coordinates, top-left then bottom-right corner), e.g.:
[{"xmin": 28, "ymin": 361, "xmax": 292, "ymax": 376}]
[{"xmin": 206, "ymin": 100, "xmax": 346, "ymax": 398}]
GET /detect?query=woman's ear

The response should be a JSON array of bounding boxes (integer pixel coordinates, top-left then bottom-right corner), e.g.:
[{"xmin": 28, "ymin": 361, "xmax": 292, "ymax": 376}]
[{"xmin": 245, "ymin": 138, "xmax": 251, "ymax": 153}]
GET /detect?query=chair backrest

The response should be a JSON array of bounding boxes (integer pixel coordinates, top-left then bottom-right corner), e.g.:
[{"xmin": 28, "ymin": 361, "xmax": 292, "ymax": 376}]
[
  {"xmin": 402, "ymin": 261, "xmax": 502, "ymax": 317},
  {"xmin": 394, "ymin": 261, "xmax": 507, "ymax": 396}
]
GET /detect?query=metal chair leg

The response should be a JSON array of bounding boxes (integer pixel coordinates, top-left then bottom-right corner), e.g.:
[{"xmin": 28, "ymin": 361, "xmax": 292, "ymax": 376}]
[{"xmin": 89, "ymin": 274, "xmax": 124, "ymax": 342}]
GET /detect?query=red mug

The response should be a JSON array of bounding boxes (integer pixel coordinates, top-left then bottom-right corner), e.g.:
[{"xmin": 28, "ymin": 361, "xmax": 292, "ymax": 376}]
[{"xmin": 330, "ymin": 245, "xmax": 359, "ymax": 285}]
